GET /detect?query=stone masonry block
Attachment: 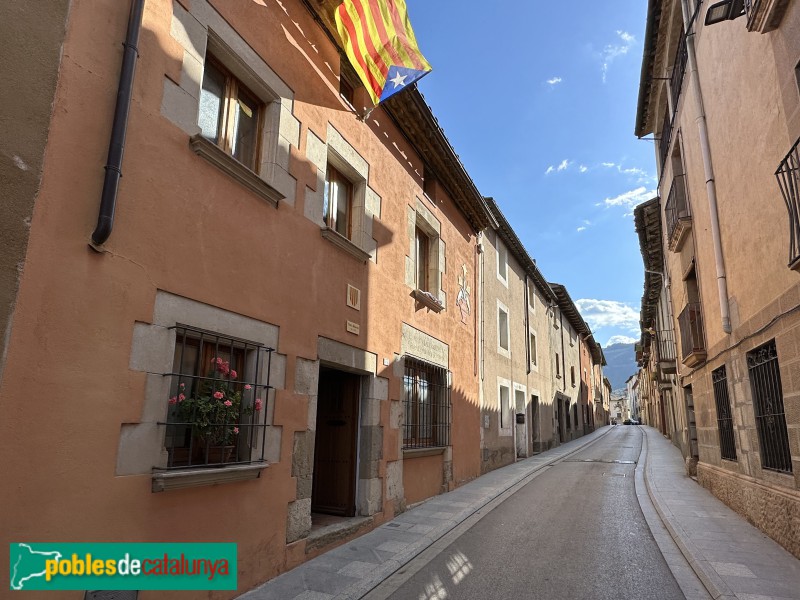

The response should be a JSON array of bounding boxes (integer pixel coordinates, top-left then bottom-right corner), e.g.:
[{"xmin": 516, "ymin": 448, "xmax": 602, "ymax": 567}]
[
  {"xmin": 358, "ymin": 478, "xmax": 382, "ymax": 516},
  {"xmin": 170, "ymin": 0, "xmax": 207, "ymax": 62},
  {"xmin": 295, "ymin": 358, "xmax": 320, "ymax": 396},
  {"xmin": 286, "ymin": 498, "xmax": 311, "ymax": 544},
  {"xmin": 366, "ymin": 376, "xmax": 389, "ymax": 401},
  {"xmin": 361, "ymin": 397, "xmax": 381, "ymax": 428},
  {"xmin": 292, "ymin": 431, "xmax": 315, "ymax": 478},
  {"xmin": 130, "ymin": 323, "xmax": 175, "ymax": 374}
]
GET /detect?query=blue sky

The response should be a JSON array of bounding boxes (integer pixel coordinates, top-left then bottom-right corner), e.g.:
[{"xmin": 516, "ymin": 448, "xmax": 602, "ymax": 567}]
[{"xmin": 406, "ymin": 1, "xmax": 655, "ymax": 347}]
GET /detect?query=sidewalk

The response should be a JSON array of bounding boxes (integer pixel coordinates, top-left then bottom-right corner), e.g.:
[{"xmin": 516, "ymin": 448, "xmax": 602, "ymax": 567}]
[
  {"xmin": 641, "ymin": 425, "xmax": 800, "ymax": 600},
  {"xmin": 237, "ymin": 426, "xmax": 612, "ymax": 600}
]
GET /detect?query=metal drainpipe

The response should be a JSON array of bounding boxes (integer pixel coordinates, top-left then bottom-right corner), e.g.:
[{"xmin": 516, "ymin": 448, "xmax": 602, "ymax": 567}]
[
  {"xmin": 679, "ymin": 0, "xmax": 732, "ymax": 333},
  {"xmin": 525, "ymin": 274, "xmax": 531, "ymax": 375},
  {"xmin": 91, "ymin": 0, "xmax": 146, "ymax": 246}
]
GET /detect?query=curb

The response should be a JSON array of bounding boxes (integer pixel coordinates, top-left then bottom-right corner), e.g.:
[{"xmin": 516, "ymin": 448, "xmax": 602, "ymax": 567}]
[
  {"xmin": 640, "ymin": 427, "xmax": 737, "ymax": 600},
  {"xmin": 340, "ymin": 426, "xmax": 615, "ymax": 599}
]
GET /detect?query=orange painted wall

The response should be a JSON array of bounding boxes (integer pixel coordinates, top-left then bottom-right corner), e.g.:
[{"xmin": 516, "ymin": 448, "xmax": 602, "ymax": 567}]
[
  {"xmin": 402, "ymin": 455, "xmax": 445, "ymax": 506},
  {"xmin": 0, "ymin": 0, "xmax": 483, "ymax": 596}
]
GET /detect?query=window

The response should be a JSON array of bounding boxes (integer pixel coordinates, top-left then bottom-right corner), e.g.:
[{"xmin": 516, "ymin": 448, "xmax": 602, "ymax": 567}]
[
  {"xmin": 795, "ymin": 59, "xmax": 800, "ymax": 97},
  {"xmin": 529, "ymin": 331, "xmax": 538, "ymax": 367},
  {"xmin": 323, "ymin": 165, "xmax": 353, "ymax": 238},
  {"xmin": 747, "ymin": 340, "xmax": 792, "ymax": 473},
  {"xmin": 496, "ymin": 238, "xmax": 508, "ymax": 284},
  {"xmin": 162, "ymin": 326, "xmax": 272, "ymax": 468},
  {"xmin": 498, "ymin": 304, "xmax": 510, "ymax": 353},
  {"xmin": 415, "ymin": 227, "xmax": 430, "ymax": 292},
  {"xmin": 712, "ymin": 366, "xmax": 737, "ymax": 461},
  {"xmin": 199, "ymin": 56, "xmax": 263, "ymax": 171},
  {"xmin": 403, "ymin": 358, "xmax": 451, "ymax": 449},
  {"xmin": 528, "ymin": 282, "xmax": 535, "ymax": 313},
  {"xmin": 340, "ymin": 77, "xmax": 354, "ymax": 105},
  {"xmin": 499, "ymin": 384, "xmax": 510, "ymax": 429},
  {"xmin": 570, "ymin": 366, "xmax": 576, "ymax": 387},
  {"xmin": 555, "ymin": 354, "xmax": 561, "ymax": 378}
]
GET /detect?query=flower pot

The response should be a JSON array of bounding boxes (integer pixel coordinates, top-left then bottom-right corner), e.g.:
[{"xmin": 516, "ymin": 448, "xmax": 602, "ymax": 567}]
[{"xmin": 192, "ymin": 441, "xmax": 236, "ymax": 465}]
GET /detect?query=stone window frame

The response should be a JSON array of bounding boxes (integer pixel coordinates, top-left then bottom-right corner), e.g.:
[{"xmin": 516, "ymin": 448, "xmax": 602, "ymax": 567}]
[
  {"xmin": 405, "ymin": 198, "xmax": 446, "ymax": 311},
  {"xmin": 529, "ymin": 327, "xmax": 538, "ymax": 371},
  {"xmin": 497, "ymin": 377, "xmax": 512, "ymax": 435},
  {"xmin": 528, "ymin": 281, "xmax": 536, "ymax": 314},
  {"xmin": 305, "ymin": 125, "xmax": 381, "ymax": 263},
  {"xmin": 497, "ymin": 299, "xmax": 511, "ymax": 358},
  {"xmin": 496, "ymin": 236, "xmax": 509, "ymax": 288},
  {"xmin": 164, "ymin": 0, "xmax": 299, "ymax": 207},
  {"xmin": 119, "ymin": 291, "xmax": 283, "ymax": 492}
]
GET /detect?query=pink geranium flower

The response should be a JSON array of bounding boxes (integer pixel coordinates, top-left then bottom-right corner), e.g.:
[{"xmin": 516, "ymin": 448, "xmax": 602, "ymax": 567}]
[
  {"xmin": 230, "ymin": 370, "xmax": 237, "ymax": 379},
  {"xmin": 178, "ymin": 393, "xmax": 186, "ymax": 402},
  {"xmin": 223, "ymin": 400, "xmax": 233, "ymax": 407},
  {"xmin": 233, "ymin": 427, "xmax": 240, "ymax": 434},
  {"xmin": 213, "ymin": 391, "xmax": 224, "ymax": 400},
  {"xmin": 168, "ymin": 396, "xmax": 178, "ymax": 405},
  {"xmin": 244, "ymin": 384, "xmax": 252, "ymax": 390},
  {"xmin": 254, "ymin": 398, "xmax": 263, "ymax": 412}
]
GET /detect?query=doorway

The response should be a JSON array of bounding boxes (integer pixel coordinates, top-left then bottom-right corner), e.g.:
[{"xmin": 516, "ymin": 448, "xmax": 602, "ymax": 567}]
[
  {"xmin": 515, "ymin": 388, "xmax": 527, "ymax": 458},
  {"xmin": 312, "ymin": 367, "xmax": 361, "ymax": 517},
  {"xmin": 530, "ymin": 395, "xmax": 539, "ymax": 452}
]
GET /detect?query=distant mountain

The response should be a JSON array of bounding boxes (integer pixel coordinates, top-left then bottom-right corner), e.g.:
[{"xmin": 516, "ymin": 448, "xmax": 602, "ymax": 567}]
[{"xmin": 602, "ymin": 342, "xmax": 638, "ymax": 391}]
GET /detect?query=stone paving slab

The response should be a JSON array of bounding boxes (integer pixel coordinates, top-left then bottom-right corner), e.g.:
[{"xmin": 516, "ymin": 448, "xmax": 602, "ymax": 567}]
[
  {"xmin": 641, "ymin": 426, "xmax": 800, "ymax": 600},
  {"xmin": 237, "ymin": 427, "xmax": 612, "ymax": 600}
]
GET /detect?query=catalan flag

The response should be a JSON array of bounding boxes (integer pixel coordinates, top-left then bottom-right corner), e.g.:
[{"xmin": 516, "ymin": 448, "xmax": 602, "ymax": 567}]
[{"xmin": 335, "ymin": 0, "xmax": 432, "ymax": 106}]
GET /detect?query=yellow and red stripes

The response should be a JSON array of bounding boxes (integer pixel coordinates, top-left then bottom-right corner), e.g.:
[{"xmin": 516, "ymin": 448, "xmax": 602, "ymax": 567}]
[{"xmin": 335, "ymin": 0, "xmax": 432, "ymax": 105}]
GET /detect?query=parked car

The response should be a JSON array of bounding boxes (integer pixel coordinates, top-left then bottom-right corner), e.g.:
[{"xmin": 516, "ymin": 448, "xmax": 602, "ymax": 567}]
[{"xmin": 623, "ymin": 419, "xmax": 632, "ymax": 425}]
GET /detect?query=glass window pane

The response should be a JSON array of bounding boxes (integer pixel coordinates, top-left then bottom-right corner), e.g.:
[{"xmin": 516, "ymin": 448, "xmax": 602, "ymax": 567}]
[
  {"xmin": 335, "ymin": 175, "xmax": 350, "ymax": 237},
  {"xmin": 499, "ymin": 309, "xmax": 509, "ymax": 350},
  {"xmin": 231, "ymin": 87, "xmax": 260, "ymax": 170},
  {"xmin": 416, "ymin": 228, "xmax": 428, "ymax": 291},
  {"xmin": 199, "ymin": 62, "xmax": 225, "ymax": 143}
]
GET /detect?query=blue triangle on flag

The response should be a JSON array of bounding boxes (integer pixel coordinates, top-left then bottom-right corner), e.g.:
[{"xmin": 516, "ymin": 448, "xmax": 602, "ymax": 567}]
[{"xmin": 380, "ymin": 65, "xmax": 431, "ymax": 103}]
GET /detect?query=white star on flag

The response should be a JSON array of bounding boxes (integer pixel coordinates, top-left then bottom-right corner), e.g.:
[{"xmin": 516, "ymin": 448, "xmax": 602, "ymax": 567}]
[{"xmin": 389, "ymin": 72, "xmax": 408, "ymax": 88}]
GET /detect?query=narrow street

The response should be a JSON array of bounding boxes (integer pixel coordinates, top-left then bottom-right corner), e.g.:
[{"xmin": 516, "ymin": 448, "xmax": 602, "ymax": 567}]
[{"xmin": 371, "ymin": 426, "xmax": 684, "ymax": 600}]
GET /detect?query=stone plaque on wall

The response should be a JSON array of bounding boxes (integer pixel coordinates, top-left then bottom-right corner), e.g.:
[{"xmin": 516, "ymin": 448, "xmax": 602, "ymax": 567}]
[{"xmin": 400, "ymin": 323, "xmax": 449, "ymax": 368}]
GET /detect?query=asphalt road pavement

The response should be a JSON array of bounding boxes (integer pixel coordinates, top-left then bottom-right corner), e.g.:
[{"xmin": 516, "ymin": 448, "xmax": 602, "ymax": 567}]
[{"xmin": 370, "ymin": 426, "xmax": 685, "ymax": 600}]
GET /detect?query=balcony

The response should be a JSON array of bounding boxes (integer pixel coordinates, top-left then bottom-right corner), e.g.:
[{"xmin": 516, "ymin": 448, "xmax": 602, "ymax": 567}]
[
  {"xmin": 745, "ymin": 0, "xmax": 792, "ymax": 33},
  {"xmin": 669, "ymin": 30, "xmax": 688, "ymax": 112},
  {"xmin": 656, "ymin": 328, "xmax": 678, "ymax": 376},
  {"xmin": 658, "ymin": 111, "xmax": 673, "ymax": 171},
  {"xmin": 678, "ymin": 303, "xmax": 706, "ymax": 367},
  {"xmin": 665, "ymin": 174, "xmax": 692, "ymax": 251},
  {"xmin": 775, "ymin": 136, "xmax": 800, "ymax": 271}
]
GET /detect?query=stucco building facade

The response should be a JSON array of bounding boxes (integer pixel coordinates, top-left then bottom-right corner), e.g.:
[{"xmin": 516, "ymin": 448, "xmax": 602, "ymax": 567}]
[{"xmin": 636, "ymin": 0, "xmax": 800, "ymax": 557}]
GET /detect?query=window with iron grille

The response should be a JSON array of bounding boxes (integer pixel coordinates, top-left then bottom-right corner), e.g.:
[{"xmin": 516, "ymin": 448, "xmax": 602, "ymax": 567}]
[
  {"xmin": 402, "ymin": 357, "xmax": 451, "ymax": 449},
  {"xmin": 161, "ymin": 325, "xmax": 273, "ymax": 469},
  {"xmin": 747, "ymin": 340, "xmax": 792, "ymax": 473},
  {"xmin": 712, "ymin": 366, "xmax": 737, "ymax": 461}
]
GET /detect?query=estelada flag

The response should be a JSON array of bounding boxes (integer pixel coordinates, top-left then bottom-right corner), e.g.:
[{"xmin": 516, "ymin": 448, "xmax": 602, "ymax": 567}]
[{"xmin": 335, "ymin": 0, "xmax": 432, "ymax": 106}]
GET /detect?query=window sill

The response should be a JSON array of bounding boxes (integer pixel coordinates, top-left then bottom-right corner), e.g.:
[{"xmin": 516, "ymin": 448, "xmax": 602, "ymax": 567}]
[
  {"xmin": 151, "ymin": 462, "xmax": 267, "ymax": 492},
  {"xmin": 412, "ymin": 289, "xmax": 444, "ymax": 312},
  {"xmin": 402, "ymin": 446, "xmax": 446, "ymax": 458},
  {"xmin": 321, "ymin": 227, "xmax": 371, "ymax": 262},
  {"xmin": 190, "ymin": 135, "xmax": 283, "ymax": 207},
  {"xmin": 790, "ymin": 255, "xmax": 800, "ymax": 272}
]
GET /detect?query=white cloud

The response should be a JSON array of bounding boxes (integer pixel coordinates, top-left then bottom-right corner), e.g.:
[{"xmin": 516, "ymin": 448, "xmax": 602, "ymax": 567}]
[
  {"xmin": 547, "ymin": 76, "xmax": 562, "ymax": 85},
  {"xmin": 602, "ymin": 162, "xmax": 616, "ymax": 168},
  {"xmin": 599, "ymin": 186, "xmax": 656, "ymax": 216},
  {"xmin": 576, "ymin": 226, "xmax": 586, "ymax": 232},
  {"xmin": 545, "ymin": 165, "xmax": 555, "ymax": 175},
  {"xmin": 557, "ymin": 159, "xmax": 570, "ymax": 171},
  {"xmin": 575, "ymin": 299, "xmax": 640, "ymax": 333},
  {"xmin": 579, "ymin": 165, "xmax": 588, "ymax": 173},
  {"xmin": 607, "ymin": 335, "xmax": 638, "ymax": 346},
  {"xmin": 601, "ymin": 31, "xmax": 636, "ymax": 82}
]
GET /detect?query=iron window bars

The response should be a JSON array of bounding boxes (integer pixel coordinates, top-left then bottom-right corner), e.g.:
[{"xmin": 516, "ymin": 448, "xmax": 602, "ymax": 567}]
[
  {"xmin": 747, "ymin": 340, "xmax": 792, "ymax": 473},
  {"xmin": 159, "ymin": 325, "xmax": 273, "ymax": 469},
  {"xmin": 657, "ymin": 328, "xmax": 678, "ymax": 362},
  {"xmin": 712, "ymin": 366, "xmax": 737, "ymax": 461},
  {"xmin": 665, "ymin": 174, "xmax": 690, "ymax": 246},
  {"xmin": 776, "ymin": 136, "xmax": 800, "ymax": 269},
  {"xmin": 669, "ymin": 29, "xmax": 689, "ymax": 113},
  {"xmin": 402, "ymin": 357, "xmax": 451, "ymax": 450}
]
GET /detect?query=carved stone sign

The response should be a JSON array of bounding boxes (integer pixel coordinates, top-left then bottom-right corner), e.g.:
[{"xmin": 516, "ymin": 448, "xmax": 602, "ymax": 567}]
[{"xmin": 401, "ymin": 323, "xmax": 449, "ymax": 368}]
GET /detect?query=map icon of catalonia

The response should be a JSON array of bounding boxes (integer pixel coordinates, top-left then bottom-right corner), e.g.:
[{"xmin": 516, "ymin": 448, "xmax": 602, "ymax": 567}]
[{"xmin": 10, "ymin": 543, "xmax": 62, "ymax": 590}]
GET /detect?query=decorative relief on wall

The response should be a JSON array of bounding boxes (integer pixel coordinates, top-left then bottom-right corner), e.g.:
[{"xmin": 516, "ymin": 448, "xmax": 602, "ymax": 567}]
[{"xmin": 456, "ymin": 264, "xmax": 471, "ymax": 324}]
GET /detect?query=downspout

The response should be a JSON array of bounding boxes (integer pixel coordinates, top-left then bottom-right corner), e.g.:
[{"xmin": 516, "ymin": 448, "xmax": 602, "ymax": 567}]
[
  {"xmin": 680, "ymin": 0, "xmax": 732, "ymax": 333},
  {"xmin": 91, "ymin": 0, "xmax": 146, "ymax": 246},
  {"xmin": 525, "ymin": 274, "xmax": 531, "ymax": 375}
]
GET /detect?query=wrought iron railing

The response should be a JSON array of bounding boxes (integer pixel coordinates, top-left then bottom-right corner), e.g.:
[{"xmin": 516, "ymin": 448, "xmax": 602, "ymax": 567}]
[
  {"xmin": 657, "ymin": 328, "xmax": 677, "ymax": 362},
  {"xmin": 712, "ymin": 366, "xmax": 737, "ymax": 461},
  {"xmin": 776, "ymin": 136, "xmax": 800, "ymax": 269},
  {"xmin": 665, "ymin": 174, "xmax": 690, "ymax": 243},
  {"xmin": 403, "ymin": 357, "xmax": 452, "ymax": 449},
  {"xmin": 678, "ymin": 303, "xmax": 706, "ymax": 361},
  {"xmin": 747, "ymin": 341, "xmax": 792, "ymax": 473},
  {"xmin": 669, "ymin": 30, "xmax": 689, "ymax": 112},
  {"xmin": 659, "ymin": 111, "xmax": 673, "ymax": 170}
]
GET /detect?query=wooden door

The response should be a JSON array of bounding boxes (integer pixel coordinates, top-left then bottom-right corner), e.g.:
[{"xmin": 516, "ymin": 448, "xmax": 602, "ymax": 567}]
[{"xmin": 311, "ymin": 368, "xmax": 360, "ymax": 516}]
